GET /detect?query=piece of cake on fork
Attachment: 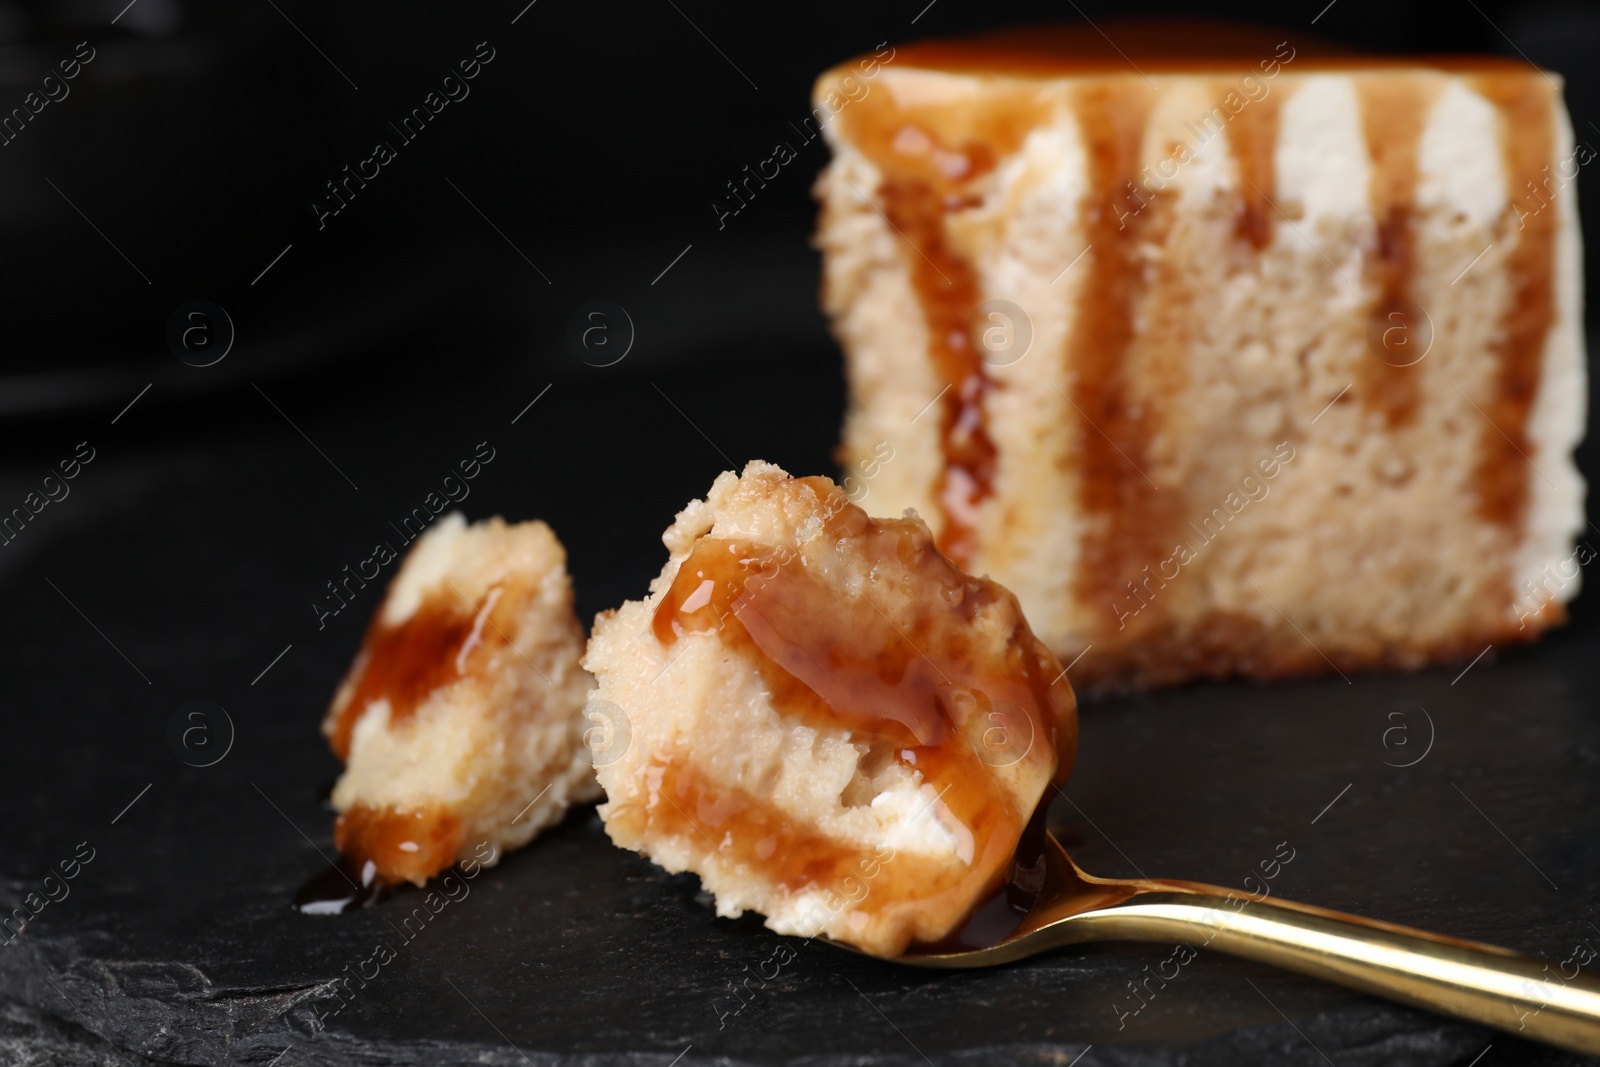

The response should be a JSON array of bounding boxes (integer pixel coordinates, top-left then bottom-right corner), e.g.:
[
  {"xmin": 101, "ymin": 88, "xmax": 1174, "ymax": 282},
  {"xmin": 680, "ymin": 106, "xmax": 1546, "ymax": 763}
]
[
  {"xmin": 584, "ymin": 462, "xmax": 1078, "ymax": 956},
  {"xmin": 814, "ymin": 21, "xmax": 1587, "ymax": 690}
]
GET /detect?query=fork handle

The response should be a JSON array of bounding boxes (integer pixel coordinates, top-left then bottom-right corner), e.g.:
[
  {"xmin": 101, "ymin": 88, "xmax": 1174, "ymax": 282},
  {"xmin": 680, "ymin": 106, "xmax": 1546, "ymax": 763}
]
[{"xmin": 1076, "ymin": 887, "xmax": 1600, "ymax": 1053}]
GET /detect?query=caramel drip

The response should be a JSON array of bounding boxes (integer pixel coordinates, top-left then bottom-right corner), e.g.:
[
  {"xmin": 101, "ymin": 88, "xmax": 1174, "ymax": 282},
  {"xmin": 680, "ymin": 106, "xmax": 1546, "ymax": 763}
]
[
  {"xmin": 292, "ymin": 853, "xmax": 392, "ymax": 914},
  {"xmin": 1067, "ymin": 82, "xmax": 1167, "ymax": 624},
  {"xmin": 1222, "ymin": 80, "xmax": 1283, "ymax": 249},
  {"xmin": 329, "ymin": 583, "xmax": 510, "ymax": 760},
  {"xmin": 335, "ymin": 803, "xmax": 464, "ymax": 886},
  {"xmin": 645, "ymin": 477, "xmax": 1076, "ymax": 946},
  {"xmin": 636, "ymin": 758, "xmax": 1059, "ymax": 952},
  {"xmin": 1356, "ymin": 76, "xmax": 1438, "ymax": 428},
  {"xmin": 879, "ymin": 179, "xmax": 995, "ymax": 565},
  {"xmin": 1471, "ymin": 73, "xmax": 1557, "ymax": 531},
  {"xmin": 836, "ymin": 88, "xmax": 1047, "ymax": 566},
  {"xmin": 919, "ymin": 801, "xmax": 1056, "ymax": 951},
  {"xmin": 325, "ymin": 582, "xmax": 517, "ymax": 885},
  {"xmin": 636, "ymin": 758, "xmax": 936, "ymax": 893}
]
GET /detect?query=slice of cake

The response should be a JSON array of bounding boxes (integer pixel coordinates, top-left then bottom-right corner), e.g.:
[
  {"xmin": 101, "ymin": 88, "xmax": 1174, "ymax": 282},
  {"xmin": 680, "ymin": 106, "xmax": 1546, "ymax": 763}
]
[
  {"xmin": 322, "ymin": 513, "xmax": 598, "ymax": 885},
  {"xmin": 583, "ymin": 462, "xmax": 1078, "ymax": 957},
  {"xmin": 814, "ymin": 22, "xmax": 1587, "ymax": 690}
]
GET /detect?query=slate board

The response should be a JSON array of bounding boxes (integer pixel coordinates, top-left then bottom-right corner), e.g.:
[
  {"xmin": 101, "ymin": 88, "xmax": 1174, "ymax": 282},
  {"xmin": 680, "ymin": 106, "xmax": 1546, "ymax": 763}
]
[{"xmin": 3, "ymin": 0, "xmax": 1599, "ymax": 1050}]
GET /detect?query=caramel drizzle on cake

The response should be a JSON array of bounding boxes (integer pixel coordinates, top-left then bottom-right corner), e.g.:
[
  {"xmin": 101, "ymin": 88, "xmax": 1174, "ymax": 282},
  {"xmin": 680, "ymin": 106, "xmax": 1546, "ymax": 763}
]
[
  {"xmin": 1356, "ymin": 75, "xmax": 1438, "ymax": 428},
  {"xmin": 1066, "ymin": 82, "xmax": 1182, "ymax": 635},
  {"xmin": 329, "ymin": 582, "xmax": 509, "ymax": 760},
  {"xmin": 838, "ymin": 88, "xmax": 1046, "ymax": 566},
  {"xmin": 1223, "ymin": 77, "xmax": 1283, "ymax": 250},
  {"xmin": 834, "ymin": 53, "xmax": 1560, "ymax": 644},
  {"xmin": 880, "ymin": 173, "xmax": 994, "ymax": 567},
  {"xmin": 645, "ymin": 477, "xmax": 1072, "ymax": 938},
  {"xmin": 811, "ymin": 26, "xmax": 1580, "ymax": 690},
  {"xmin": 1473, "ymin": 71, "xmax": 1557, "ymax": 534},
  {"xmin": 334, "ymin": 803, "xmax": 464, "ymax": 886},
  {"xmin": 327, "ymin": 582, "xmax": 512, "ymax": 882}
]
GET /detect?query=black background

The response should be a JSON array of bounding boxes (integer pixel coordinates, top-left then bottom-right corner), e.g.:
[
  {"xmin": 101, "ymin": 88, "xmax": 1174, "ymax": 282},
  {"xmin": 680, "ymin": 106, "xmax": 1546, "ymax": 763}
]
[{"xmin": 0, "ymin": 0, "xmax": 1597, "ymax": 1064}]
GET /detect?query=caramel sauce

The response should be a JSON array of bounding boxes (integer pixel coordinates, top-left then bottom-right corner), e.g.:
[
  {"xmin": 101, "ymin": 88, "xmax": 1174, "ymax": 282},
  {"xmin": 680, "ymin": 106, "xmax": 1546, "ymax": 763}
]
[
  {"xmin": 334, "ymin": 803, "xmax": 464, "ymax": 887},
  {"xmin": 837, "ymin": 87, "xmax": 1048, "ymax": 566},
  {"xmin": 328, "ymin": 584, "xmax": 510, "ymax": 761},
  {"xmin": 322, "ymin": 580, "xmax": 523, "ymax": 884},
  {"xmin": 642, "ymin": 476, "xmax": 1076, "ymax": 947},
  {"xmin": 887, "ymin": 20, "xmax": 1325, "ymax": 77},
  {"xmin": 1222, "ymin": 79, "xmax": 1283, "ymax": 249},
  {"xmin": 293, "ymin": 853, "xmax": 392, "ymax": 915},
  {"xmin": 921, "ymin": 801, "xmax": 1053, "ymax": 951},
  {"xmin": 1066, "ymin": 83, "xmax": 1173, "ymax": 632},
  {"xmin": 636, "ymin": 757, "xmax": 947, "ymax": 896},
  {"xmin": 1356, "ymin": 76, "xmax": 1439, "ymax": 428},
  {"xmin": 1471, "ymin": 73, "xmax": 1557, "ymax": 532},
  {"xmin": 869, "ymin": 20, "xmax": 1539, "ymax": 79}
]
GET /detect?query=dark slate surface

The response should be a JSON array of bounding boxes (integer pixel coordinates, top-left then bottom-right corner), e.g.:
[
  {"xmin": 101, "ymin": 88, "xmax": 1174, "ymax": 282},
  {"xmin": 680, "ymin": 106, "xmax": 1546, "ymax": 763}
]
[
  {"xmin": 0, "ymin": 297, "xmax": 1597, "ymax": 1067},
  {"xmin": 2, "ymin": 3, "xmax": 1598, "ymax": 1060}
]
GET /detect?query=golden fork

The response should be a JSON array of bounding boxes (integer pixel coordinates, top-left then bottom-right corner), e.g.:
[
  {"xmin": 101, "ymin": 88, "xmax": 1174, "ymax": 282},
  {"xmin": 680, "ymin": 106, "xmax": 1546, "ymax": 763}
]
[{"xmin": 846, "ymin": 829, "xmax": 1600, "ymax": 1054}]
